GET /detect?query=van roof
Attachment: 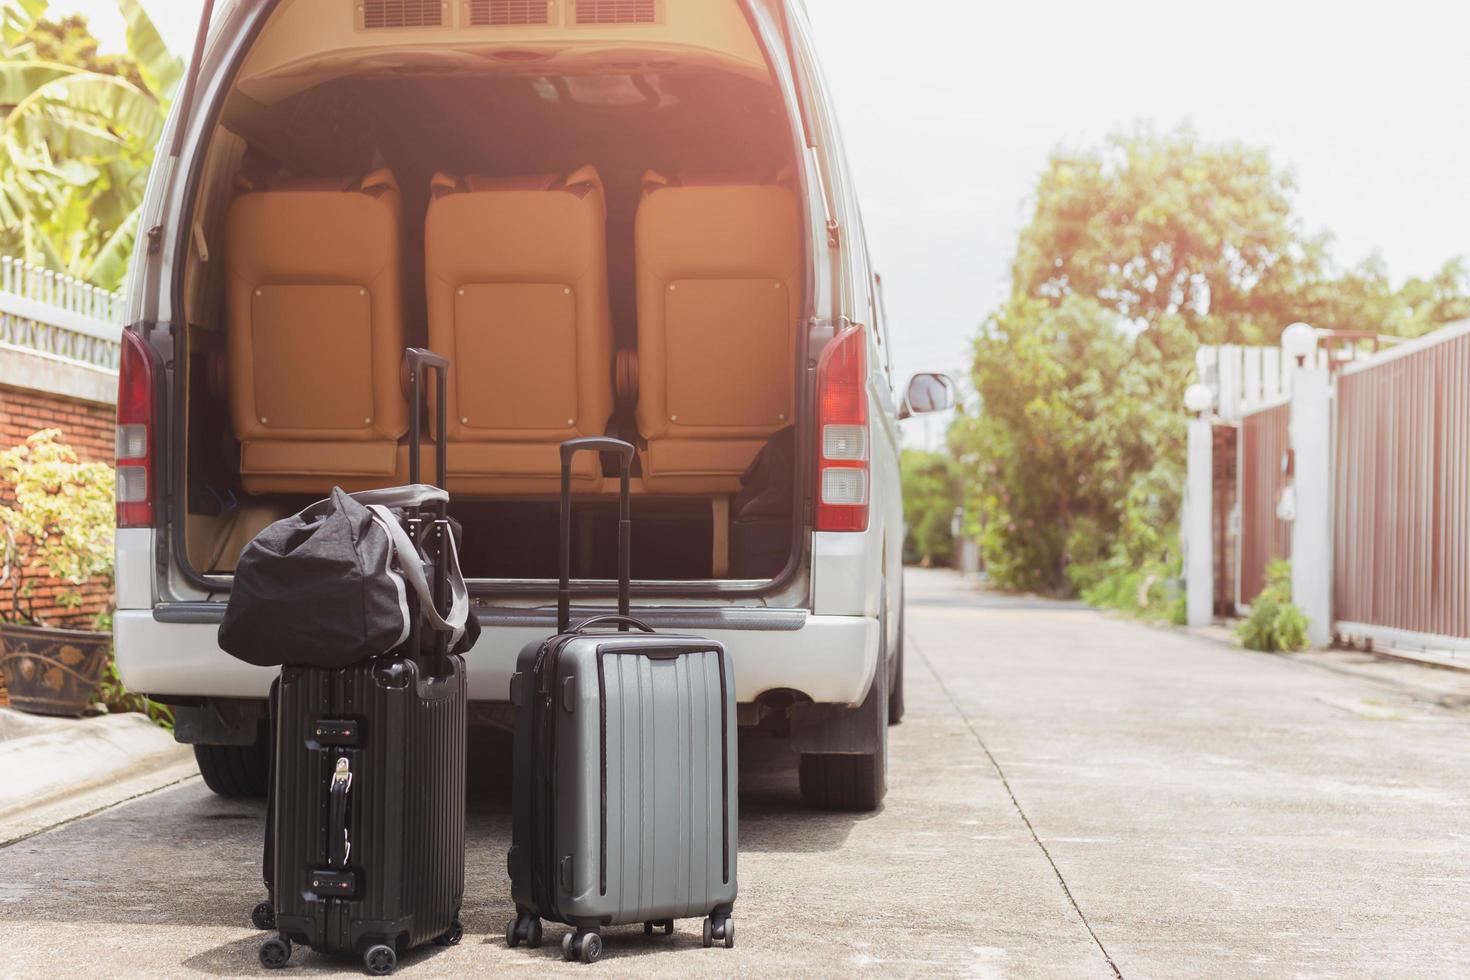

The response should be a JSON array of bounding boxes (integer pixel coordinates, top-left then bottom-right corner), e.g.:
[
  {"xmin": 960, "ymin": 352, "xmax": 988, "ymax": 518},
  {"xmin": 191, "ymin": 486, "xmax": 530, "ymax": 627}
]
[{"xmin": 231, "ymin": 0, "xmax": 771, "ymax": 107}]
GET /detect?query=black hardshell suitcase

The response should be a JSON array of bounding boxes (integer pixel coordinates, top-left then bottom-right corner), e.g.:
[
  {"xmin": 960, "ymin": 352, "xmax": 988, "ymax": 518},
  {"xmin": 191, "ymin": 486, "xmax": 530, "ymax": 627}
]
[
  {"xmin": 254, "ymin": 350, "xmax": 468, "ymax": 976},
  {"xmin": 504, "ymin": 438, "xmax": 738, "ymax": 965}
]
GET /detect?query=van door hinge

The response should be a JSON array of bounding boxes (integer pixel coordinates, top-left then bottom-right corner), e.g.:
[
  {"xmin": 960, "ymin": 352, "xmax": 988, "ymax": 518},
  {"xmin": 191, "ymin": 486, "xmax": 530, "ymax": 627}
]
[
  {"xmin": 825, "ymin": 219, "xmax": 840, "ymax": 249},
  {"xmin": 146, "ymin": 224, "xmax": 163, "ymax": 254}
]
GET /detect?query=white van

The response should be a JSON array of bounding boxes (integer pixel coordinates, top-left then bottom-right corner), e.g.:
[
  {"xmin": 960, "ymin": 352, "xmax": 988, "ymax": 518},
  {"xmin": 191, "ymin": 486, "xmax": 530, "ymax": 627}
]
[{"xmin": 113, "ymin": 0, "xmax": 953, "ymax": 813}]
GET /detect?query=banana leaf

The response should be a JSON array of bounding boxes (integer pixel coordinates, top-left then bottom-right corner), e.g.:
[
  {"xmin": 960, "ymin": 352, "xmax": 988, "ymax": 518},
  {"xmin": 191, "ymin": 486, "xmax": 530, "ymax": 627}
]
[
  {"xmin": 0, "ymin": 0, "xmax": 45, "ymax": 52},
  {"xmin": 116, "ymin": 0, "xmax": 183, "ymax": 102},
  {"xmin": 87, "ymin": 205, "xmax": 141, "ymax": 290},
  {"xmin": 0, "ymin": 61, "xmax": 78, "ymax": 112},
  {"xmin": 5, "ymin": 73, "xmax": 165, "ymax": 161}
]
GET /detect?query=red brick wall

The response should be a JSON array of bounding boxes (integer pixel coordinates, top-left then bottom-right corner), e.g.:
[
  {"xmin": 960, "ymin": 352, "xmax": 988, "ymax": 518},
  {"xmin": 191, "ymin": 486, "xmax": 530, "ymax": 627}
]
[{"xmin": 0, "ymin": 384, "xmax": 116, "ymax": 629}]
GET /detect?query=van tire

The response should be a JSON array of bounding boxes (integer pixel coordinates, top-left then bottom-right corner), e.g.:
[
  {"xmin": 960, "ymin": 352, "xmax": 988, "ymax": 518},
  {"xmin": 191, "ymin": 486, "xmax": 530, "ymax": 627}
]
[
  {"xmin": 887, "ymin": 645, "xmax": 904, "ymax": 725},
  {"xmin": 888, "ymin": 592, "xmax": 906, "ymax": 726},
  {"xmin": 195, "ymin": 738, "xmax": 270, "ymax": 798},
  {"xmin": 799, "ymin": 627, "xmax": 888, "ymax": 812},
  {"xmin": 798, "ymin": 751, "xmax": 885, "ymax": 812}
]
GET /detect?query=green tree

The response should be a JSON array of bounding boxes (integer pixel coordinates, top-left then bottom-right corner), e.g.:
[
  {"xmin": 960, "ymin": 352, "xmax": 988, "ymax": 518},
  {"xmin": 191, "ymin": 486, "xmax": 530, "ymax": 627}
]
[
  {"xmin": 0, "ymin": 0, "xmax": 181, "ymax": 288},
  {"xmin": 1012, "ymin": 124, "xmax": 1469, "ymax": 346},
  {"xmin": 958, "ymin": 125, "xmax": 1470, "ymax": 600},
  {"xmin": 900, "ymin": 449, "xmax": 960, "ymax": 566},
  {"xmin": 950, "ymin": 295, "xmax": 1188, "ymax": 594}
]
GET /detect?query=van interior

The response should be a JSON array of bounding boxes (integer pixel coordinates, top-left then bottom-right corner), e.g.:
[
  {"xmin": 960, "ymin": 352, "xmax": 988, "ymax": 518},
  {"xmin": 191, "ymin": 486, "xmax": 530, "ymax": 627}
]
[{"xmin": 178, "ymin": 0, "xmax": 806, "ymax": 586}]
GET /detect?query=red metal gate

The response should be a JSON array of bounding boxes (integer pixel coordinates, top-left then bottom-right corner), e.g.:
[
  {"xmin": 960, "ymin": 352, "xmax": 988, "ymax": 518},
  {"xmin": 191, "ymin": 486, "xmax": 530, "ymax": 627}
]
[
  {"xmin": 1334, "ymin": 326, "xmax": 1470, "ymax": 642},
  {"xmin": 1212, "ymin": 423, "xmax": 1238, "ymax": 616},
  {"xmin": 1237, "ymin": 401, "xmax": 1292, "ymax": 608}
]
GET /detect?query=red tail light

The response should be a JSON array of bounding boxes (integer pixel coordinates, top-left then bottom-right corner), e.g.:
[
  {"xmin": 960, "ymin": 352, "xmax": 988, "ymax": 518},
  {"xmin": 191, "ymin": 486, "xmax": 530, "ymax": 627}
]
[
  {"xmin": 116, "ymin": 330, "xmax": 156, "ymax": 528},
  {"xmin": 815, "ymin": 325, "xmax": 869, "ymax": 532}
]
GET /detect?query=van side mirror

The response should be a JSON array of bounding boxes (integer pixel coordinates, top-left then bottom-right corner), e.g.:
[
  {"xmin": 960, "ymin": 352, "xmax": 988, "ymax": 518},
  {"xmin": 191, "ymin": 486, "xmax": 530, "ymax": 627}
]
[{"xmin": 899, "ymin": 373, "xmax": 956, "ymax": 419}]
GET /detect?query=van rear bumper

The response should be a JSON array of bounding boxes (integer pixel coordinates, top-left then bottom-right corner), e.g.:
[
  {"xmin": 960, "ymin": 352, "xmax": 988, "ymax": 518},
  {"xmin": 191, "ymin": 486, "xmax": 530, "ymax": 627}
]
[{"xmin": 114, "ymin": 607, "xmax": 879, "ymax": 706}]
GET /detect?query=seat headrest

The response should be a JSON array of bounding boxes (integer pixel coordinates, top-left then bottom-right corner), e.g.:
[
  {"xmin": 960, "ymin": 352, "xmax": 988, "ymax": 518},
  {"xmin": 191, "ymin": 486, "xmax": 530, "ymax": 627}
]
[
  {"xmin": 641, "ymin": 167, "xmax": 795, "ymax": 194},
  {"xmin": 234, "ymin": 168, "xmax": 398, "ymax": 197},
  {"xmin": 430, "ymin": 165, "xmax": 604, "ymax": 200}
]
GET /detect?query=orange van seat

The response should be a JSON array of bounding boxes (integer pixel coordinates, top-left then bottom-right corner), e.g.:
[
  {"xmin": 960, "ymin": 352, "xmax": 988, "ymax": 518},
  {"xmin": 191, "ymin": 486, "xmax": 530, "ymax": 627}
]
[
  {"xmin": 224, "ymin": 169, "xmax": 408, "ymax": 494},
  {"xmin": 423, "ymin": 167, "xmax": 615, "ymax": 495},
  {"xmin": 633, "ymin": 170, "xmax": 802, "ymax": 494}
]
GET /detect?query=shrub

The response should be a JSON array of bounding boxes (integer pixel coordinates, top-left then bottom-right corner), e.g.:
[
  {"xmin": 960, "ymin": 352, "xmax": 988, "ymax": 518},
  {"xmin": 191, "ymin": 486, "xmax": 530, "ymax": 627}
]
[
  {"xmin": 901, "ymin": 450, "xmax": 960, "ymax": 565},
  {"xmin": 0, "ymin": 430, "xmax": 170, "ymax": 726},
  {"xmin": 1079, "ymin": 551, "xmax": 1184, "ymax": 624},
  {"xmin": 1238, "ymin": 560, "xmax": 1310, "ymax": 652},
  {"xmin": 0, "ymin": 429, "xmax": 115, "ymax": 625}
]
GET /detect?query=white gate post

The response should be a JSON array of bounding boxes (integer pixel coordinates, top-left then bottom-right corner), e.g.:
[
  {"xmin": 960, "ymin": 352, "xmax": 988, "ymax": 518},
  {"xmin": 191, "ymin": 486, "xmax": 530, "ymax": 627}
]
[
  {"xmin": 1284, "ymin": 325, "xmax": 1333, "ymax": 647},
  {"xmin": 1183, "ymin": 385, "xmax": 1215, "ymax": 627}
]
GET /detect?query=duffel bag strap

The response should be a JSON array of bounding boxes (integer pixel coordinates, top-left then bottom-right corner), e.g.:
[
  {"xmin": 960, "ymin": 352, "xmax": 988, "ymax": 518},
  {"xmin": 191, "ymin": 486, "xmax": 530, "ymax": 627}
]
[{"xmin": 367, "ymin": 504, "xmax": 469, "ymax": 648}]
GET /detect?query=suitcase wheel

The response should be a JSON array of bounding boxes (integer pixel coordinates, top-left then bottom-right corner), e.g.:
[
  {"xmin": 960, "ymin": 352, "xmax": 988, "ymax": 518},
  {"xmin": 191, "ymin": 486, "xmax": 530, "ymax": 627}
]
[
  {"xmin": 434, "ymin": 919, "xmax": 464, "ymax": 947},
  {"xmin": 505, "ymin": 913, "xmax": 542, "ymax": 949},
  {"xmin": 643, "ymin": 919, "xmax": 674, "ymax": 937},
  {"xmin": 702, "ymin": 916, "xmax": 734, "ymax": 950},
  {"xmin": 562, "ymin": 930, "xmax": 602, "ymax": 964},
  {"xmin": 250, "ymin": 901, "xmax": 276, "ymax": 931},
  {"xmin": 258, "ymin": 936, "xmax": 291, "ymax": 970},
  {"xmin": 363, "ymin": 944, "xmax": 397, "ymax": 976}
]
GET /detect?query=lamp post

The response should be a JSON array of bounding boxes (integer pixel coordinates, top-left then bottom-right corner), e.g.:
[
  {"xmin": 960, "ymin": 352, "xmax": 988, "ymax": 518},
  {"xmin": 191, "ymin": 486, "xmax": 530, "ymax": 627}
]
[
  {"xmin": 1183, "ymin": 383, "xmax": 1215, "ymax": 627},
  {"xmin": 1281, "ymin": 321, "xmax": 1318, "ymax": 369}
]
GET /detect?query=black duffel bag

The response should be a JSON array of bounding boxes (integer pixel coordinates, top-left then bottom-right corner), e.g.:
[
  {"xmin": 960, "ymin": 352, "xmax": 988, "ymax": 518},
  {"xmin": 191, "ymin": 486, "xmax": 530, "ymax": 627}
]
[{"xmin": 219, "ymin": 485, "xmax": 478, "ymax": 669}]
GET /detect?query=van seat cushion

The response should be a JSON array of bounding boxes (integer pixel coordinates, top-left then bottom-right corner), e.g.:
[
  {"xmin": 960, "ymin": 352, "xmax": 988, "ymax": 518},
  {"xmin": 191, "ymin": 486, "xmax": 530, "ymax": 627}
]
[
  {"xmin": 634, "ymin": 171, "xmax": 801, "ymax": 491},
  {"xmin": 225, "ymin": 169, "xmax": 408, "ymax": 493},
  {"xmin": 424, "ymin": 167, "xmax": 615, "ymax": 491}
]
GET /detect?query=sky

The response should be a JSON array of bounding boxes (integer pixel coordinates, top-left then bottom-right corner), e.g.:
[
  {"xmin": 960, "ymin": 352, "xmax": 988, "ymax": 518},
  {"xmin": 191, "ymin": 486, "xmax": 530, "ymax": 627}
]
[{"xmin": 58, "ymin": 0, "xmax": 1470, "ymax": 434}]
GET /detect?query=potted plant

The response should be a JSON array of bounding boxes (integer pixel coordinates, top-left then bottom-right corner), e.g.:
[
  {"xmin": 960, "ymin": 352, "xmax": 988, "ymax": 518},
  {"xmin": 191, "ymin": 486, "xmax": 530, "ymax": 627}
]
[{"xmin": 0, "ymin": 429, "xmax": 116, "ymax": 716}]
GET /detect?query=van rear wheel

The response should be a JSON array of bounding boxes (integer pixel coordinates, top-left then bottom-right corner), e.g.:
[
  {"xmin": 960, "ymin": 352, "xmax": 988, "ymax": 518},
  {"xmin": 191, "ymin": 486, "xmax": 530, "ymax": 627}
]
[
  {"xmin": 797, "ymin": 751, "xmax": 885, "ymax": 812},
  {"xmin": 888, "ymin": 584, "xmax": 906, "ymax": 725},
  {"xmin": 798, "ymin": 630, "xmax": 888, "ymax": 812},
  {"xmin": 887, "ymin": 630, "xmax": 905, "ymax": 725},
  {"xmin": 194, "ymin": 734, "xmax": 270, "ymax": 798}
]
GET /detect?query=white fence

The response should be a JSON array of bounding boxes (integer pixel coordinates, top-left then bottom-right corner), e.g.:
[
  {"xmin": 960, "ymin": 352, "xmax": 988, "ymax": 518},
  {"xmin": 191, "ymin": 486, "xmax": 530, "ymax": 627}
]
[
  {"xmin": 1195, "ymin": 338, "xmax": 1392, "ymax": 423},
  {"xmin": 0, "ymin": 256, "xmax": 125, "ymax": 370},
  {"xmin": 1186, "ymin": 322, "xmax": 1470, "ymax": 658}
]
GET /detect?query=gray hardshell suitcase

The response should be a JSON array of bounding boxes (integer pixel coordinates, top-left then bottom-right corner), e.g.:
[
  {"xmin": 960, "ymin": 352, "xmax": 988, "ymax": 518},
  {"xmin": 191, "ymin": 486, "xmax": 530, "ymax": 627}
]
[{"xmin": 505, "ymin": 438, "xmax": 738, "ymax": 964}]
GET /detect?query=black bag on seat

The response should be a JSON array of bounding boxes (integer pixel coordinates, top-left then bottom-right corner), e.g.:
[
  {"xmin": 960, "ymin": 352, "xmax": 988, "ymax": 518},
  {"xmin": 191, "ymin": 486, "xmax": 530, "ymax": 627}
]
[
  {"xmin": 220, "ymin": 485, "xmax": 477, "ymax": 668},
  {"xmin": 729, "ymin": 425, "xmax": 794, "ymax": 578}
]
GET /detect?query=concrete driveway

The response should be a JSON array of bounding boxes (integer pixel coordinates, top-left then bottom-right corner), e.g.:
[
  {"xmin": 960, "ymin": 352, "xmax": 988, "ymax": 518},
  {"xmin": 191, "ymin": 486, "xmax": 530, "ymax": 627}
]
[{"xmin": 1, "ymin": 567, "xmax": 1467, "ymax": 977}]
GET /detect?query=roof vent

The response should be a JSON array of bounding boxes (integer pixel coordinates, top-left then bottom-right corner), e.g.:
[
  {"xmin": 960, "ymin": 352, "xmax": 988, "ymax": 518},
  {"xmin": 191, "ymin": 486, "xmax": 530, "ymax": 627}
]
[
  {"xmin": 360, "ymin": 0, "xmax": 445, "ymax": 29},
  {"xmin": 573, "ymin": 0, "xmax": 657, "ymax": 25},
  {"xmin": 469, "ymin": 0, "xmax": 552, "ymax": 26}
]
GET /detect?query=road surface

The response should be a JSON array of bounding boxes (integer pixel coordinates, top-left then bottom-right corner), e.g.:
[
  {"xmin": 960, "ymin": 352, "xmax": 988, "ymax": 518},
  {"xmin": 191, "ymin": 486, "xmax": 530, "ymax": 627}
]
[{"xmin": 2, "ymin": 567, "xmax": 1467, "ymax": 977}]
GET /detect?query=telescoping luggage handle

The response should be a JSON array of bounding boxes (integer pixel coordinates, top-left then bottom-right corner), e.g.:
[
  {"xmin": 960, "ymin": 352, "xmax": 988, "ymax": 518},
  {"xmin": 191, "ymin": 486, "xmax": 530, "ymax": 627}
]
[
  {"xmin": 558, "ymin": 438, "xmax": 645, "ymax": 634},
  {"xmin": 404, "ymin": 347, "xmax": 448, "ymax": 503},
  {"xmin": 403, "ymin": 347, "xmax": 460, "ymax": 655}
]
